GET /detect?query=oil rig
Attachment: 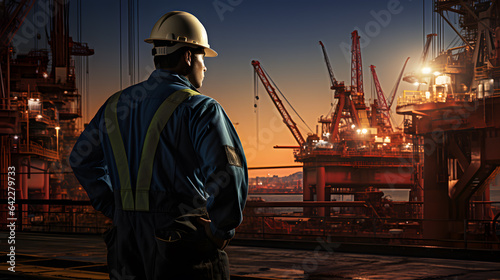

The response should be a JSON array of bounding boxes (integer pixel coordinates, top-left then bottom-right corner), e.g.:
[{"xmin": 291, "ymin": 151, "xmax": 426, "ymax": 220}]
[
  {"xmin": 247, "ymin": 0, "xmax": 500, "ymax": 247},
  {"xmin": 396, "ymin": 0, "xmax": 500, "ymax": 242},
  {"xmin": 252, "ymin": 30, "xmax": 414, "ymax": 218}
]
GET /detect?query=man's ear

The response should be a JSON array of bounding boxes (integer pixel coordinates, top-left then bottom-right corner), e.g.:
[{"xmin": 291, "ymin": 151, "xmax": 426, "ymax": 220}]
[{"xmin": 184, "ymin": 50, "xmax": 192, "ymax": 67}]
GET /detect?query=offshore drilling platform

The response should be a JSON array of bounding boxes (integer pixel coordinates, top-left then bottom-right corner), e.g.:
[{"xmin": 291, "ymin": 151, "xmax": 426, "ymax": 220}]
[
  {"xmin": 246, "ymin": 0, "xmax": 500, "ymax": 248},
  {"xmin": 0, "ymin": 0, "xmax": 499, "ymax": 254}
]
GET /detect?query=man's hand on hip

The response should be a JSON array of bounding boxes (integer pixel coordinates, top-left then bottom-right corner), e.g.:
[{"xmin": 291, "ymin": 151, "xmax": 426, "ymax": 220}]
[{"xmin": 197, "ymin": 217, "xmax": 230, "ymax": 250}]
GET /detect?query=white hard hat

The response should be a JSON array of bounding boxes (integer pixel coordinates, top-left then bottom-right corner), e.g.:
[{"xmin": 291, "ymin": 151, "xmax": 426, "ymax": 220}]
[{"xmin": 145, "ymin": 11, "xmax": 217, "ymax": 57}]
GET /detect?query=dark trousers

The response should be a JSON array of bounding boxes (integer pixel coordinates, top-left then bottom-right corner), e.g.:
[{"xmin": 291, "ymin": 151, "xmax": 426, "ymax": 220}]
[{"xmin": 104, "ymin": 222, "xmax": 230, "ymax": 280}]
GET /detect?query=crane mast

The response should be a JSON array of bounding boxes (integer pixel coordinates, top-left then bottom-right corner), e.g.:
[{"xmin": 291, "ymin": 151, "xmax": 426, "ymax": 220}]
[
  {"xmin": 351, "ymin": 30, "xmax": 364, "ymax": 95},
  {"xmin": 251, "ymin": 60, "xmax": 306, "ymax": 147}
]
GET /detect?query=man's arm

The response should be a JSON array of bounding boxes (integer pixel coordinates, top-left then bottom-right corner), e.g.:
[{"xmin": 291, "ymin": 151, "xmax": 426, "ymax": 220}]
[
  {"xmin": 69, "ymin": 106, "xmax": 114, "ymax": 219},
  {"xmin": 192, "ymin": 100, "xmax": 248, "ymax": 240}
]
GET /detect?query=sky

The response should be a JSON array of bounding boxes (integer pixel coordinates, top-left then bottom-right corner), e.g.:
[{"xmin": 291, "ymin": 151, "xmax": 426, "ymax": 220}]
[{"xmin": 16, "ymin": 0, "xmax": 457, "ymax": 177}]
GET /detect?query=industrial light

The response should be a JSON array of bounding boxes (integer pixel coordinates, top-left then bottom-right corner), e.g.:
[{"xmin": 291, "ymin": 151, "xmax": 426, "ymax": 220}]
[
  {"xmin": 42, "ymin": 72, "xmax": 48, "ymax": 78},
  {"xmin": 361, "ymin": 128, "xmax": 368, "ymax": 134},
  {"xmin": 433, "ymin": 71, "xmax": 441, "ymax": 76},
  {"xmin": 36, "ymin": 114, "xmax": 42, "ymax": 119},
  {"xmin": 356, "ymin": 129, "xmax": 361, "ymax": 134},
  {"xmin": 413, "ymin": 82, "xmax": 420, "ymax": 86},
  {"xmin": 422, "ymin": 67, "xmax": 431, "ymax": 74},
  {"xmin": 351, "ymin": 124, "xmax": 356, "ymax": 129},
  {"xmin": 425, "ymin": 91, "xmax": 431, "ymax": 99},
  {"xmin": 13, "ymin": 135, "xmax": 19, "ymax": 140},
  {"xmin": 55, "ymin": 126, "xmax": 60, "ymax": 130}
]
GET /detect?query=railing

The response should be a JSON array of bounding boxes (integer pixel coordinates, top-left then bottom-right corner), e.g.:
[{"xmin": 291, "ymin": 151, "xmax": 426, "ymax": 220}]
[
  {"xmin": 238, "ymin": 202, "xmax": 500, "ymax": 249},
  {"xmin": 397, "ymin": 90, "xmax": 481, "ymax": 107},
  {"xmin": 298, "ymin": 149, "xmax": 413, "ymax": 159},
  {"xmin": 0, "ymin": 199, "xmax": 110, "ymax": 233},
  {"xmin": 18, "ymin": 141, "xmax": 58, "ymax": 159},
  {"xmin": 0, "ymin": 199, "xmax": 498, "ymax": 250}
]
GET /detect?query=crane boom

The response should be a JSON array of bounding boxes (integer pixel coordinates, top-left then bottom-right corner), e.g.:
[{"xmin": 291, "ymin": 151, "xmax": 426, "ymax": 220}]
[
  {"xmin": 251, "ymin": 60, "xmax": 306, "ymax": 147},
  {"xmin": 370, "ymin": 65, "xmax": 392, "ymax": 131},
  {"xmin": 319, "ymin": 41, "xmax": 337, "ymax": 89},
  {"xmin": 370, "ymin": 65, "xmax": 389, "ymax": 111},
  {"xmin": 421, "ymin": 33, "xmax": 437, "ymax": 67},
  {"xmin": 387, "ymin": 57, "xmax": 410, "ymax": 109},
  {"xmin": 0, "ymin": 0, "xmax": 36, "ymax": 48}
]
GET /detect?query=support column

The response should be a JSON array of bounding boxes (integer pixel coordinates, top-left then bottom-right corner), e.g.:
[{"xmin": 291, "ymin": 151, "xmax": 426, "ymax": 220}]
[
  {"xmin": 43, "ymin": 162, "xmax": 49, "ymax": 213},
  {"xmin": 302, "ymin": 168, "xmax": 313, "ymax": 216},
  {"xmin": 423, "ymin": 134, "xmax": 450, "ymax": 241},
  {"xmin": 316, "ymin": 166, "xmax": 326, "ymax": 217}
]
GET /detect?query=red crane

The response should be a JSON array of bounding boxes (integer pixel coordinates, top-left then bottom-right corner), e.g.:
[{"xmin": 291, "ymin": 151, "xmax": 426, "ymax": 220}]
[
  {"xmin": 369, "ymin": 57, "xmax": 410, "ymax": 131},
  {"xmin": 319, "ymin": 41, "xmax": 361, "ymax": 141},
  {"xmin": 251, "ymin": 60, "xmax": 306, "ymax": 147},
  {"xmin": 370, "ymin": 65, "xmax": 392, "ymax": 131}
]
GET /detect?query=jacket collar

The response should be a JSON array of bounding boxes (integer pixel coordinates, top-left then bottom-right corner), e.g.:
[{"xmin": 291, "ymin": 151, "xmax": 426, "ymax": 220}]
[{"xmin": 150, "ymin": 69, "xmax": 199, "ymax": 92}]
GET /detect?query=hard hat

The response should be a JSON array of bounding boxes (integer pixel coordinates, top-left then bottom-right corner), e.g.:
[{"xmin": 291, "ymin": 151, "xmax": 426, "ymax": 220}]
[{"xmin": 145, "ymin": 11, "xmax": 217, "ymax": 57}]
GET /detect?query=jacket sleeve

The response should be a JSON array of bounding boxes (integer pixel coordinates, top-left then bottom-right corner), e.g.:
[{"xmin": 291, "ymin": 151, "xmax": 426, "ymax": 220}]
[
  {"xmin": 69, "ymin": 106, "xmax": 114, "ymax": 219},
  {"xmin": 191, "ymin": 100, "xmax": 248, "ymax": 240}
]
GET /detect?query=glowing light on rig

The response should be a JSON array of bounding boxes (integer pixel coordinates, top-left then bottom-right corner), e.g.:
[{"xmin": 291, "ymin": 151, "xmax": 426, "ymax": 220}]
[
  {"xmin": 422, "ymin": 67, "xmax": 431, "ymax": 74},
  {"xmin": 42, "ymin": 72, "xmax": 48, "ymax": 79}
]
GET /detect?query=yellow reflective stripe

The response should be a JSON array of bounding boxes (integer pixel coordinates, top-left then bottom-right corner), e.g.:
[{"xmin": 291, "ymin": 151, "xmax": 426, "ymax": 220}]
[
  {"xmin": 104, "ymin": 91, "xmax": 135, "ymax": 211},
  {"xmin": 135, "ymin": 88, "xmax": 200, "ymax": 211}
]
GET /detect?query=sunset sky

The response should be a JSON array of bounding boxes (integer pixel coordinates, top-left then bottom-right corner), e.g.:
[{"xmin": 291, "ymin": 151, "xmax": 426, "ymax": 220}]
[{"xmin": 17, "ymin": 0, "xmax": 456, "ymax": 177}]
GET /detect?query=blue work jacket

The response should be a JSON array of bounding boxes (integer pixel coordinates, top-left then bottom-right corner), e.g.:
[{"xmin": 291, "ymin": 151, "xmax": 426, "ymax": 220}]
[{"xmin": 70, "ymin": 69, "xmax": 248, "ymax": 239}]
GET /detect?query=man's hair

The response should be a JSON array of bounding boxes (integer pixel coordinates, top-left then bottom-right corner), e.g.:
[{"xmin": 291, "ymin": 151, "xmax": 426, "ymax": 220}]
[{"xmin": 153, "ymin": 41, "xmax": 205, "ymax": 69}]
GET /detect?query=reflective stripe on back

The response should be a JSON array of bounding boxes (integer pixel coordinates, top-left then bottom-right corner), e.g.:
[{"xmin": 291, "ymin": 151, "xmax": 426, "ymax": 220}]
[
  {"xmin": 135, "ymin": 88, "xmax": 200, "ymax": 211},
  {"xmin": 104, "ymin": 91, "xmax": 134, "ymax": 210},
  {"xmin": 105, "ymin": 88, "xmax": 200, "ymax": 211}
]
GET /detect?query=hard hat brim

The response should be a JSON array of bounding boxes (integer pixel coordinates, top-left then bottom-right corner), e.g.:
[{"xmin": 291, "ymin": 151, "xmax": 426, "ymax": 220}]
[
  {"xmin": 204, "ymin": 47, "xmax": 217, "ymax": 57},
  {"xmin": 144, "ymin": 38, "xmax": 217, "ymax": 57}
]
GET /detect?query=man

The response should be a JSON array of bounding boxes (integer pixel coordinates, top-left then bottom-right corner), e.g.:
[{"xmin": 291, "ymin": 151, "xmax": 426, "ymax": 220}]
[{"xmin": 70, "ymin": 11, "xmax": 248, "ymax": 280}]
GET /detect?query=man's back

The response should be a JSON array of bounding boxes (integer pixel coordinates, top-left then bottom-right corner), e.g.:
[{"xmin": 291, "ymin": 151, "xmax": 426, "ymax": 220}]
[{"xmin": 70, "ymin": 69, "xmax": 247, "ymax": 279}]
